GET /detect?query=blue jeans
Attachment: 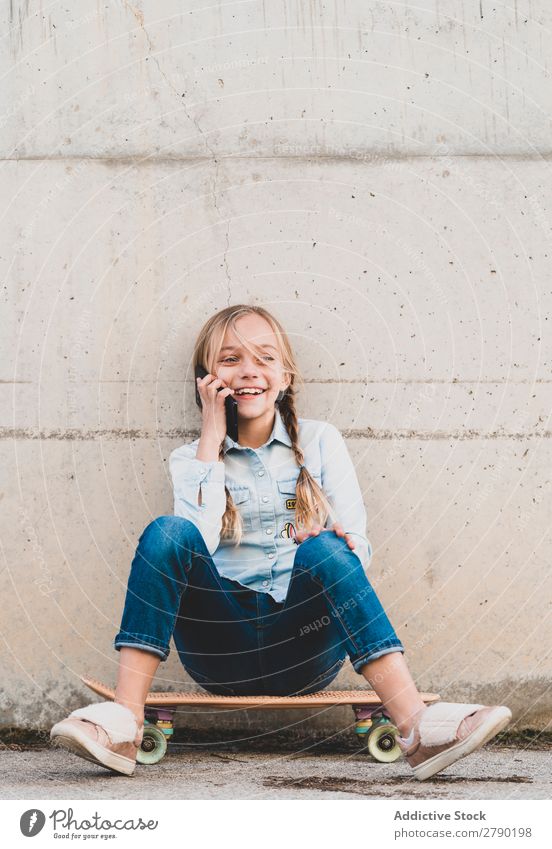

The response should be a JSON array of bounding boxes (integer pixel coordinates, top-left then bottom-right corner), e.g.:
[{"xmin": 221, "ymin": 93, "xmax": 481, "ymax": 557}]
[{"xmin": 113, "ymin": 516, "xmax": 404, "ymax": 696}]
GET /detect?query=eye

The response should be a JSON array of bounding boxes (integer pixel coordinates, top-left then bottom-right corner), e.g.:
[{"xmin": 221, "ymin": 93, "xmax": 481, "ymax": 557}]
[{"xmin": 220, "ymin": 355, "xmax": 274, "ymax": 363}]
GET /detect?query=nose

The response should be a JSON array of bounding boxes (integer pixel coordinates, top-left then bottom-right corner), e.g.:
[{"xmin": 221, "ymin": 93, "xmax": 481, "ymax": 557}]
[{"xmin": 239, "ymin": 354, "xmax": 262, "ymax": 377}]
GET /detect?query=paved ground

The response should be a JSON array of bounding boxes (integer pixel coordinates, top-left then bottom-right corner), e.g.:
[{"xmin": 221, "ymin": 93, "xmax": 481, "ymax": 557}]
[{"xmin": 1, "ymin": 732, "xmax": 550, "ymax": 799}]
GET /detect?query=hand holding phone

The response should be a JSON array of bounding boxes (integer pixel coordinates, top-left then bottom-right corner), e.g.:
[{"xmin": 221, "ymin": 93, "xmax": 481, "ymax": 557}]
[{"xmin": 194, "ymin": 364, "xmax": 239, "ymax": 443}]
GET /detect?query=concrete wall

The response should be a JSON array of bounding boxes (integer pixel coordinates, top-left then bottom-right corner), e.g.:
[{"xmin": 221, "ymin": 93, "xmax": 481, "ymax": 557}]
[{"xmin": 2, "ymin": 1, "xmax": 551, "ymax": 733}]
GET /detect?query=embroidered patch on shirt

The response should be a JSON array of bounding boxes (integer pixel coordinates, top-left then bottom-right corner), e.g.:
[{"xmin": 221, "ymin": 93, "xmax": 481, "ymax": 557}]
[
  {"xmin": 285, "ymin": 498, "xmax": 296, "ymax": 509},
  {"xmin": 280, "ymin": 521, "xmax": 296, "ymax": 540}
]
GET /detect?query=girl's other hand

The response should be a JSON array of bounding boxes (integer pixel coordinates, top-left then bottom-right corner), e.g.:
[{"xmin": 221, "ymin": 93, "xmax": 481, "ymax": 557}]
[{"xmin": 293, "ymin": 522, "xmax": 356, "ymax": 550}]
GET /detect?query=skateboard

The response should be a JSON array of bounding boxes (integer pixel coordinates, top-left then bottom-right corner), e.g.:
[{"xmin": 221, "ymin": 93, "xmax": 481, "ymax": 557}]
[{"xmin": 81, "ymin": 675, "xmax": 440, "ymax": 765}]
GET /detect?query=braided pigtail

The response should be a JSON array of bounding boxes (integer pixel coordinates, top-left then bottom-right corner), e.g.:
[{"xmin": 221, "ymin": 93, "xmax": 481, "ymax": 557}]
[
  {"xmin": 278, "ymin": 387, "xmax": 335, "ymax": 532},
  {"xmin": 218, "ymin": 443, "xmax": 244, "ymax": 546}
]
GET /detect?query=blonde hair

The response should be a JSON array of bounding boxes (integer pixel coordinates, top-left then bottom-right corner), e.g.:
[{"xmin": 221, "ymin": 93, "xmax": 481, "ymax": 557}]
[{"xmin": 192, "ymin": 304, "xmax": 335, "ymax": 545}]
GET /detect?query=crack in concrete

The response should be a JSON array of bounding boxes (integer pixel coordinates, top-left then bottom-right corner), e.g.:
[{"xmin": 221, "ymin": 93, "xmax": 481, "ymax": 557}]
[
  {"xmin": 264, "ymin": 773, "xmax": 533, "ymax": 795},
  {"xmin": 2, "ymin": 427, "xmax": 551, "ymax": 441},
  {"xmin": 121, "ymin": 0, "xmax": 232, "ymax": 303},
  {"xmin": 5, "ymin": 378, "xmax": 552, "ymax": 384},
  {"xmin": 6, "ymin": 153, "xmax": 552, "ymax": 162}
]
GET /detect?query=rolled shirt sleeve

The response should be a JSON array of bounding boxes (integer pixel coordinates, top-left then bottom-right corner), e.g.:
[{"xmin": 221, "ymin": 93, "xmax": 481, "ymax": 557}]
[
  {"xmin": 168, "ymin": 441, "xmax": 227, "ymax": 555},
  {"xmin": 319, "ymin": 423, "xmax": 373, "ymax": 570}
]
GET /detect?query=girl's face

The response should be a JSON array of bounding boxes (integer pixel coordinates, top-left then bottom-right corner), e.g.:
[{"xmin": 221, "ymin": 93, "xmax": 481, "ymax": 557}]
[{"xmin": 214, "ymin": 313, "xmax": 290, "ymax": 421}]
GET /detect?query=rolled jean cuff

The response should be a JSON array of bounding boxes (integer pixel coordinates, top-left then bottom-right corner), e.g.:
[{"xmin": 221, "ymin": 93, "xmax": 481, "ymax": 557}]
[
  {"xmin": 351, "ymin": 642, "xmax": 404, "ymax": 674},
  {"xmin": 113, "ymin": 636, "xmax": 169, "ymax": 662}
]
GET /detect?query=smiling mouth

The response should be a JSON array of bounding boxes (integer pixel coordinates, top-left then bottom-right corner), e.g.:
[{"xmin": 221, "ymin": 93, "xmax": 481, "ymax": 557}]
[{"xmin": 235, "ymin": 391, "xmax": 266, "ymax": 399}]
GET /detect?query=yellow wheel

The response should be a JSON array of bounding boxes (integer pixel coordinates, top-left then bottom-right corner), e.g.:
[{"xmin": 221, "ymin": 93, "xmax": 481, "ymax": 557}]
[{"xmin": 366, "ymin": 721, "xmax": 402, "ymax": 762}]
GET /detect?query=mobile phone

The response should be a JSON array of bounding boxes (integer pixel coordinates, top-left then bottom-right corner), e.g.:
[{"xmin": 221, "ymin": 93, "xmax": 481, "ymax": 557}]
[{"xmin": 194, "ymin": 364, "xmax": 239, "ymax": 443}]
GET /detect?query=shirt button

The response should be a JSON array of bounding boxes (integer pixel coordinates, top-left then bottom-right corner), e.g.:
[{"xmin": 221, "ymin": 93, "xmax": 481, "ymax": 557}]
[
  {"xmin": 266, "ymin": 528, "xmax": 273, "ymax": 535},
  {"xmin": 262, "ymin": 580, "xmax": 269, "ymax": 587},
  {"xmin": 267, "ymin": 552, "xmax": 275, "ymax": 559},
  {"xmin": 258, "ymin": 470, "xmax": 265, "ymax": 477},
  {"xmin": 262, "ymin": 496, "xmax": 269, "ymax": 503}
]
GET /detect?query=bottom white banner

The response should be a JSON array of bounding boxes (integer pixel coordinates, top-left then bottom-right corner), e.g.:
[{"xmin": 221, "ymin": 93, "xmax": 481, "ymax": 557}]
[{"xmin": 2, "ymin": 799, "xmax": 549, "ymax": 848}]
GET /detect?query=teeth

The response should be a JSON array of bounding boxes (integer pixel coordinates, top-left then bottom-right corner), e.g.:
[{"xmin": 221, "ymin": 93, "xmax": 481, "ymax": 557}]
[{"xmin": 236, "ymin": 388, "xmax": 264, "ymax": 395}]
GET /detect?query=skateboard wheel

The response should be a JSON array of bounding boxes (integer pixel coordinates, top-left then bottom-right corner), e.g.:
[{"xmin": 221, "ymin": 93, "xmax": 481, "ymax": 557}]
[
  {"xmin": 136, "ymin": 724, "xmax": 168, "ymax": 765},
  {"xmin": 366, "ymin": 721, "xmax": 401, "ymax": 763}
]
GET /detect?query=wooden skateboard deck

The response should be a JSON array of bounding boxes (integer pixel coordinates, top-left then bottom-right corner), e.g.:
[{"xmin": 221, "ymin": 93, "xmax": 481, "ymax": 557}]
[
  {"xmin": 79, "ymin": 675, "xmax": 440, "ymax": 765},
  {"xmin": 81, "ymin": 675, "xmax": 440, "ymax": 710}
]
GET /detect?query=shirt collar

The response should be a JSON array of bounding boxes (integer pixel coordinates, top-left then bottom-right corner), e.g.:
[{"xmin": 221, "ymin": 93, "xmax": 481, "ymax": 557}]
[{"xmin": 222, "ymin": 406, "xmax": 292, "ymax": 453}]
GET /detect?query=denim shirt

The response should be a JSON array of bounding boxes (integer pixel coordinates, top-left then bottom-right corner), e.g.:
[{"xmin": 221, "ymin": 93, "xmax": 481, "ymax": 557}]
[{"xmin": 168, "ymin": 408, "xmax": 373, "ymax": 603}]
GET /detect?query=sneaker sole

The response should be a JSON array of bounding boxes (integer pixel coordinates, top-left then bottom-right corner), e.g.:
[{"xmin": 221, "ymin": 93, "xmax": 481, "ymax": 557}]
[
  {"xmin": 412, "ymin": 706, "xmax": 512, "ymax": 781},
  {"xmin": 50, "ymin": 724, "xmax": 136, "ymax": 776}
]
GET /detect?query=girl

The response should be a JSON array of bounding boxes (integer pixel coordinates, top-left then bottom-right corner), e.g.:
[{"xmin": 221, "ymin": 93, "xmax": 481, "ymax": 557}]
[{"xmin": 51, "ymin": 304, "xmax": 512, "ymax": 781}]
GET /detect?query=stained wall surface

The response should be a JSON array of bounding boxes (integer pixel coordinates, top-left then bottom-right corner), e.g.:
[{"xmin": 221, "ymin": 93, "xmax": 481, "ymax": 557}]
[{"xmin": 2, "ymin": 1, "xmax": 551, "ymax": 731}]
